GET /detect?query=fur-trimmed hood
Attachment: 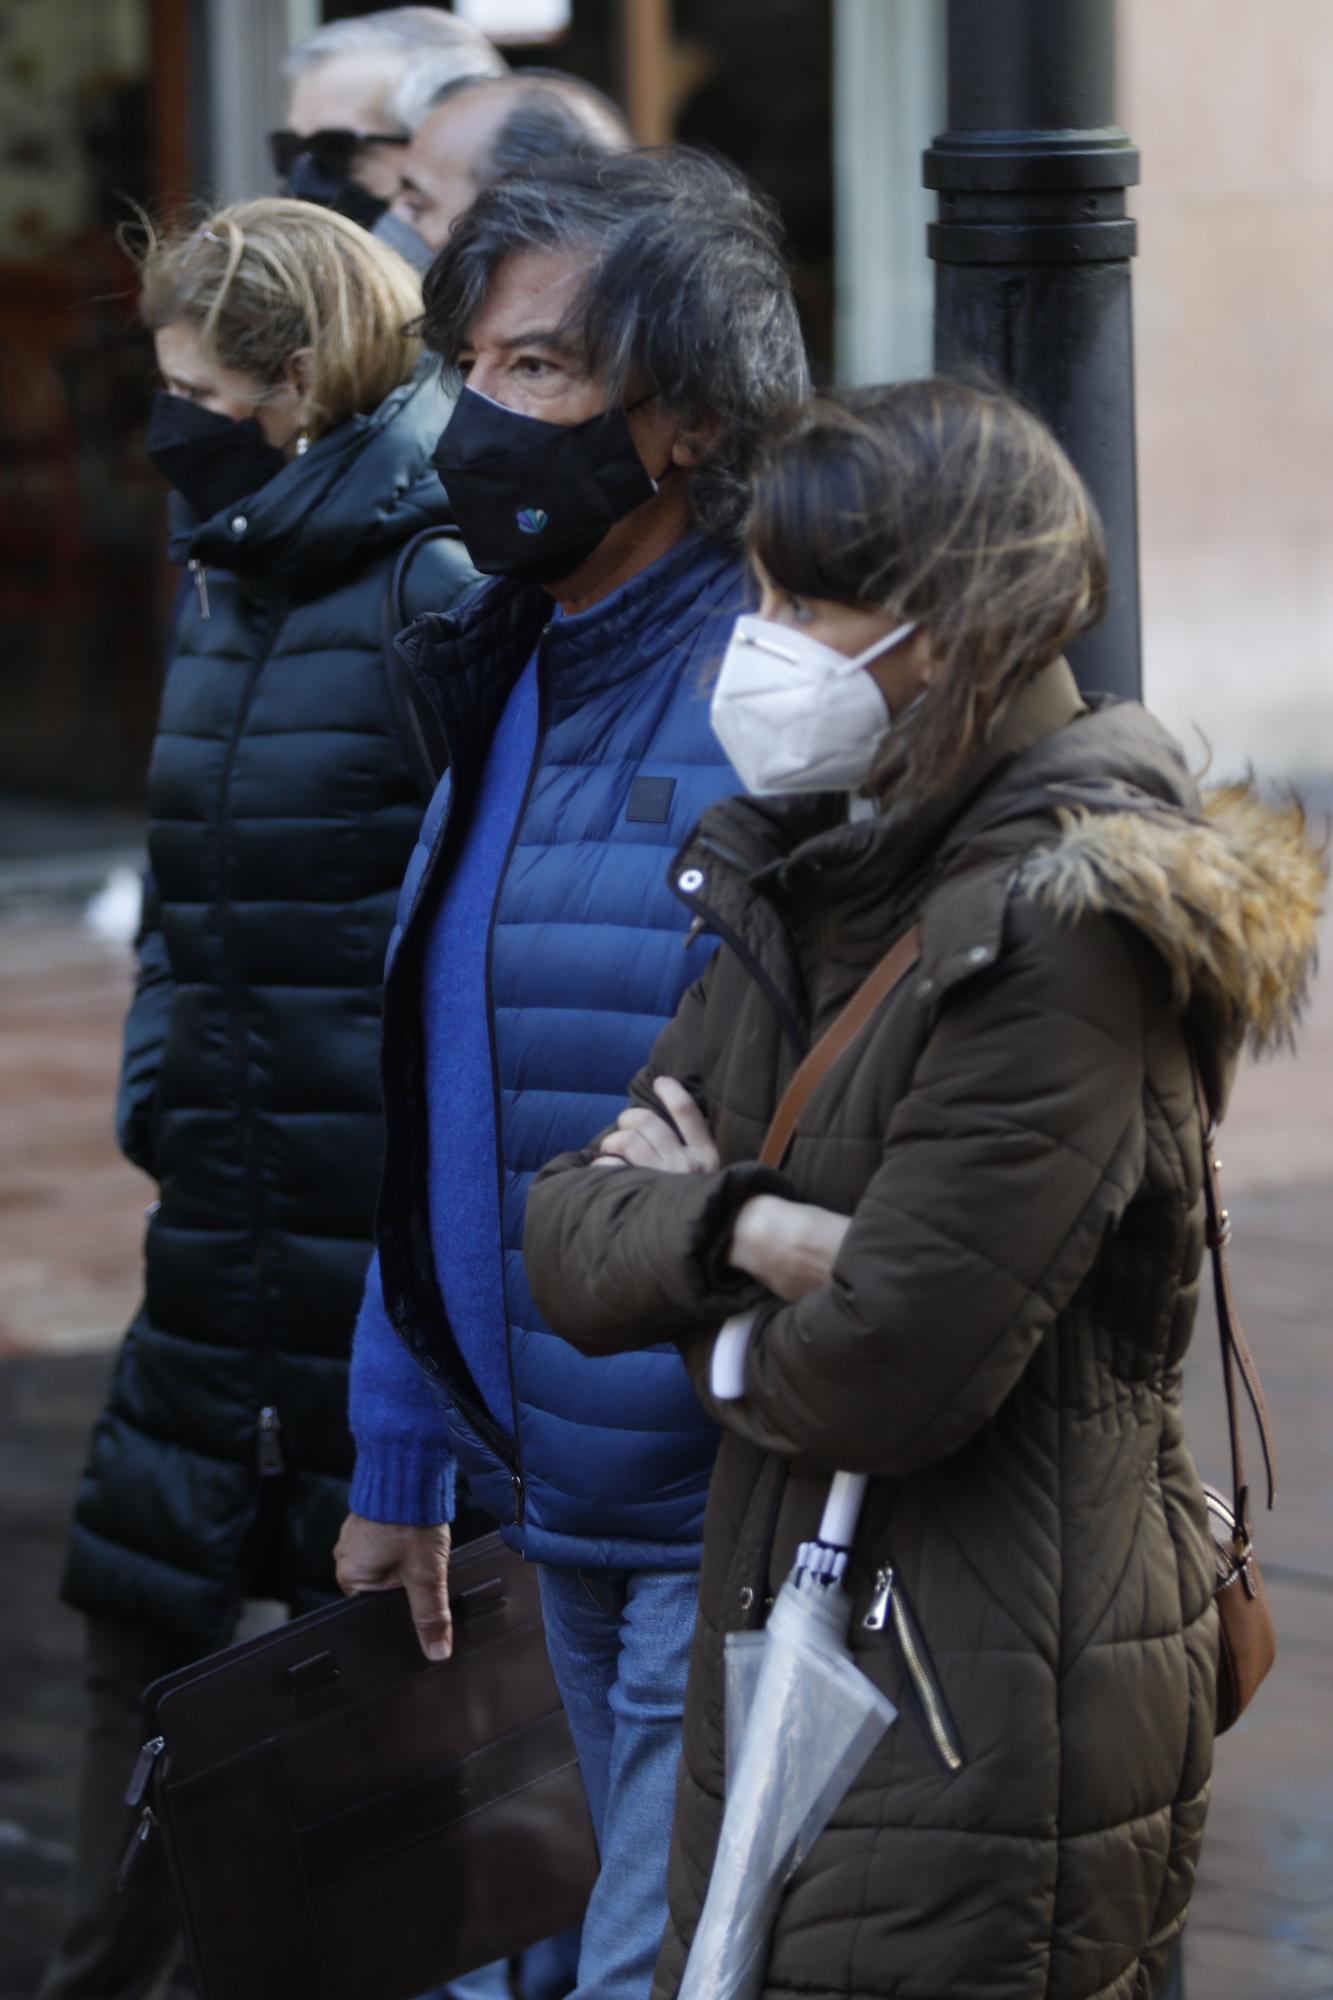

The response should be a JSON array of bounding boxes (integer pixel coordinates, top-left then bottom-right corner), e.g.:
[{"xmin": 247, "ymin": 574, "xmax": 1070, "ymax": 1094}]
[
  {"xmin": 1019, "ymin": 781, "xmax": 1326, "ymax": 1058},
  {"xmin": 671, "ymin": 662, "xmax": 1326, "ymax": 1095}
]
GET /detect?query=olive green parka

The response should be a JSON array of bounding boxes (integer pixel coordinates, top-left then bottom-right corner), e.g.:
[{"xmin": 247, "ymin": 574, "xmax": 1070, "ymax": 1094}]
[{"xmin": 524, "ymin": 662, "xmax": 1324, "ymax": 2000}]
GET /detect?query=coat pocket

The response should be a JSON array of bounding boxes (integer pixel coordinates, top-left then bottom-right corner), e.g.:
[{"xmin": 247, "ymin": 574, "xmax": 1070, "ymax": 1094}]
[{"xmin": 863, "ymin": 1562, "xmax": 967, "ymax": 1774}]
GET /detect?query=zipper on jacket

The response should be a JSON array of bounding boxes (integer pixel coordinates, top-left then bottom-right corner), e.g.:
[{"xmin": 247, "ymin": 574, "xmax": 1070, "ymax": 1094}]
[
  {"xmin": 210, "ymin": 619, "xmax": 298, "ymax": 1486},
  {"xmin": 864, "ymin": 1564, "xmax": 965, "ymax": 1773},
  {"xmin": 116, "ymin": 1806, "xmax": 158, "ymax": 1891},
  {"xmin": 257, "ymin": 1405, "xmax": 285, "ymax": 1476},
  {"xmin": 187, "ymin": 559, "xmax": 210, "ymax": 619},
  {"xmin": 481, "ymin": 653, "xmax": 551, "ymax": 1505},
  {"xmin": 212, "ymin": 627, "xmax": 281, "ymax": 1393},
  {"xmin": 670, "ymin": 868, "xmax": 808, "ymax": 1063},
  {"xmin": 863, "ymin": 1563, "xmax": 895, "ymax": 1633},
  {"xmin": 375, "ymin": 693, "xmax": 524, "ymax": 1490},
  {"xmin": 124, "ymin": 1733, "xmax": 167, "ymax": 1811}
]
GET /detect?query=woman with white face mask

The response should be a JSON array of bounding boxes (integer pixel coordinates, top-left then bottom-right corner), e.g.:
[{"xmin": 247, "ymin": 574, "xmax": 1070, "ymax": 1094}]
[
  {"xmin": 523, "ymin": 381, "xmax": 1325, "ymax": 1999},
  {"xmin": 708, "ymin": 576, "xmax": 923, "ymax": 799}
]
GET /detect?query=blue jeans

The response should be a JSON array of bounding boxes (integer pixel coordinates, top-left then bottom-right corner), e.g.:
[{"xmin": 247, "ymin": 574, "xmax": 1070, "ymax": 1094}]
[
  {"xmin": 440, "ymin": 1966, "xmax": 511, "ymax": 1999},
  {"xmin": 440, "ymin": 1934, "xmax": 578, "ymax": 1999},
  {"xmin": 537, "ymin": 1566, "xmax": 698, "ymax": 2000}
]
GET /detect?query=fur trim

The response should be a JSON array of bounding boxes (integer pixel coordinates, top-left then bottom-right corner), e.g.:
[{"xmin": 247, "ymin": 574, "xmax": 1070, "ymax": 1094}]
[{"xmin": 1018, "ymin": 783, "xmax": 1327, "ymax": 1055}]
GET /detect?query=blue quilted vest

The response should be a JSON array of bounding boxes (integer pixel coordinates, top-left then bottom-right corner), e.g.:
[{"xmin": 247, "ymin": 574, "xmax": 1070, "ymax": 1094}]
[{"xmin": 376, "ymin": 533, "xmax": 747, "ymax": 1568}]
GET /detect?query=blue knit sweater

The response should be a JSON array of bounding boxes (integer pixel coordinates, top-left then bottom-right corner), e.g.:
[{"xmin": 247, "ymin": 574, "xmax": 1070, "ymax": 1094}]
[{"xmin": 347, "ymin": 658, "xmax": 540, "ymax": 1517}]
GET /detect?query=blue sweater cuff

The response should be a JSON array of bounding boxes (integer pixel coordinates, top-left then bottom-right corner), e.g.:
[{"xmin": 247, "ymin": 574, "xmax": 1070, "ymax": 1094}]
[
  {"xmin": 349, "ymin": 1252, "xmax": 458, "ymax": 1526},
  {"xmin": 349, "ymin": 1441, "xmax": 457, "ymax": 1527}
]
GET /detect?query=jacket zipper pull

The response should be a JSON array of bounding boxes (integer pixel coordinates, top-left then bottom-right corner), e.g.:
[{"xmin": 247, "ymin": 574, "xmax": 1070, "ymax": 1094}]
[
  {"xmin": 863, "ymin": 1564, "xmax": 895, "ymax": 1632},
  {"xmin": 188, "ymin": 558, "xmax": 210, "ymax": 619},
  {"xmin": 124, "ymin": 1733, "xmax": 166, "ymax": 1811},
  {"xmin": 257, "ymin": 1405, "xmax": 285, "ymax": 1476},
  {"xmin": 869, "ymin": 1565, "xmax": 966, "ymax": 1774},
  {"xmin": 115, "ymin": 1807, "xmax": 158, "ymax": 1892},
  {"xmin": 511, "ymin": 1472, "xmax": 525, "ymax": 1525}
]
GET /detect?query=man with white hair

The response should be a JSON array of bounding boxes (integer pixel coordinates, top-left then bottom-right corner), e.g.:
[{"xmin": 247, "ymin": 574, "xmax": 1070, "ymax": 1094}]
[{"xmin": 272, "ymin": 5, "xmax": 505, "ymax": 231}]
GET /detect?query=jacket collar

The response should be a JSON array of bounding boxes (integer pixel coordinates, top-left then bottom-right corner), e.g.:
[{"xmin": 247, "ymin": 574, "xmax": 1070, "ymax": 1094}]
[
  {"xmin": 777, "ymin": 657, "xmax": 1089, "ymax": 903},
  {"xmin": 541, "ymin": 532, "xmax": 743, "ymax": 695},
  {"xmin": 400, "ymin": 530, "xmax": 742, "ymax": 783},
  {"xmin": 676, "ymin": 657, "xmax": 1087, "ymax": 906},
  {"xmin": 671, "ymin": 657, "xmax": 1326, "ymax": 1095},
  {"xmin": 171, "ymin": 369, "xmax": 454, "ymax": 592},
  {"xmin": 669, "ymin": 659, "xmax": 1159, "ymax": 1039}
]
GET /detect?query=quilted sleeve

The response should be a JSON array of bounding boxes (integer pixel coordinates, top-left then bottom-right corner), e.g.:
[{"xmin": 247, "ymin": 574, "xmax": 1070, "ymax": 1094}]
[
  {"xmin": 525, "ymin": 966, "xmax": 789, "ymax": 1352},
  {"xmin": 694, "ymin": 903, "xmax": 1158, "ymax": 1477}
]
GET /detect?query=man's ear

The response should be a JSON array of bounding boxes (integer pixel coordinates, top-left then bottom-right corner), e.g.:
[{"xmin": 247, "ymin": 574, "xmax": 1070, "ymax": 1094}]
[{"xmin": 671, "ymin": 417, "xmax": 719, "ymax": 468}]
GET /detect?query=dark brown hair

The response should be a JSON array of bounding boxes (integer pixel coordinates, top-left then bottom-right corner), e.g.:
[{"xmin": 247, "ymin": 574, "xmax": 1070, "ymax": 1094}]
[{"xmin": 747, "ymin": 380, "xmax": 1108, "ymax": 797}]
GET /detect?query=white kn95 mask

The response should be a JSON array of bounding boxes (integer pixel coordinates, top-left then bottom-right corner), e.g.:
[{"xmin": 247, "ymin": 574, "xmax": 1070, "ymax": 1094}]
[{"xmin": 709, "ymin": 613, "xmax": 918, "ymax": 796}]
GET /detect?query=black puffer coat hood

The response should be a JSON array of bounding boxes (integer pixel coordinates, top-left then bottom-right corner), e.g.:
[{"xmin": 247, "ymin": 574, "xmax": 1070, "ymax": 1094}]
[{"xmin": 64, "ymin": 371, "xmax": 477, "ymax": 1645}]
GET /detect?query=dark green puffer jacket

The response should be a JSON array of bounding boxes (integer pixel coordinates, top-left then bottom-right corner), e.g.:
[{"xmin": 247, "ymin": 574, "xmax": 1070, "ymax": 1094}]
[
  {"xmin": 527, "ymin": 663, "xmax": 1326, "ymax": 1999},
  {"xmin": 63, "ymin": 371, "xmax": 475, "ymax": 1647}
]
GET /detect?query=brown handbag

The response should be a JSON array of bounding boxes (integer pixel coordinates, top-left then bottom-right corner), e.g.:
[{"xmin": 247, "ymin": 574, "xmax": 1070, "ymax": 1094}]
[
  {"xmin": 754, "ymin": 927, "xmax": 1278, "ymax": 1737},
  {"xmin": 120, "ymin": 1530, "xmax": 597, "ymax": 1999},
  {"xmin": 1194, "ymin": 1070, "xmax": 1279, "ymax": 1732}
]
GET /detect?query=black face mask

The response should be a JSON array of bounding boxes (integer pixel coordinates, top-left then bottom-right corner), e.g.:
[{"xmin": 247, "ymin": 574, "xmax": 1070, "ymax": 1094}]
[
  {"xmin": 286, "ymin": 150, "xmax": 387, "ymax": 230},
  {"xmin": 430, "ymin": 386, "xmax": 661, "ymax": 583},
  {"xmin": 147, "ymin": 393, "xmax": 287, "ymax": 521}
]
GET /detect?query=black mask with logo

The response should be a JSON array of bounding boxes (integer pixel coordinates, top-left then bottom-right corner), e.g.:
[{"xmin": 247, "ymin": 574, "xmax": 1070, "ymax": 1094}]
[
  {"xmin": 146, "ymin": 393, "xmax": 287, "ymax": 522},
  {"xmin": 430, "ymin": 386, "xmax": 661, "ymax": 584}
]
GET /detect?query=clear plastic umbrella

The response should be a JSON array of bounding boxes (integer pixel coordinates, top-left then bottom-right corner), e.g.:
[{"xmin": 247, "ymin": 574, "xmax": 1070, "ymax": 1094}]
[{"xmin": 678, "ymin": 1466, "xmax": 897, "ymax": 2000}]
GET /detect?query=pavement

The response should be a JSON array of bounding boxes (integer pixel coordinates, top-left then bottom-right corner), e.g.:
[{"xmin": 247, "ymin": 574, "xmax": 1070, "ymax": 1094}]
[{"xmin": 0, "ymin": 885, "xmax": 1329, "ymax": 1999}]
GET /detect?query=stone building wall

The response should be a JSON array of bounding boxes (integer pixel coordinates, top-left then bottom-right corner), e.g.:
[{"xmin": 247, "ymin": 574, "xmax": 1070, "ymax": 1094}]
[{"xmin": 1123, "ymin": 0, "xmax": 1333, "ymax": 780}]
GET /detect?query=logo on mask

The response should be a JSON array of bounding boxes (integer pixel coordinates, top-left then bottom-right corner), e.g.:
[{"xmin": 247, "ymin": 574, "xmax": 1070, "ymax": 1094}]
[{"xmin": 515, "ymin": 507, "xmax": 549, "ymax": 535}]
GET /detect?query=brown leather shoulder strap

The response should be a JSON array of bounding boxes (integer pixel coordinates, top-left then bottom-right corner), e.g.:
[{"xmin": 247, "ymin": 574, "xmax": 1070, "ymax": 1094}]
[
  {"xmin": 760, "ymin": 926, "xmax": 922, "ymax": 1171},
  {"xmin": 1192, "ymin": 1065, "xmax": 1278, "ymax": 1531}
]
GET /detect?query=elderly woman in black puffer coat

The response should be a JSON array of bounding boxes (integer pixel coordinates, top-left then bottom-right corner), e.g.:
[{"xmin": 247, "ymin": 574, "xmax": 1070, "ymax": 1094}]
[{"xmin": 42, "ymin": 199, "xmax": 475, "ymax": 2000}]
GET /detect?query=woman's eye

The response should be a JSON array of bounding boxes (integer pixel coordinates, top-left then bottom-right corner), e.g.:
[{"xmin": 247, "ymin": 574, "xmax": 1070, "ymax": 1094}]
[
  {"xmin": 514, "ymin": 355, "xmax": 555, "ymax": 379},
  {"xmin": 456, "ymin": 356, "xmax": 475, "ymax": 380}
]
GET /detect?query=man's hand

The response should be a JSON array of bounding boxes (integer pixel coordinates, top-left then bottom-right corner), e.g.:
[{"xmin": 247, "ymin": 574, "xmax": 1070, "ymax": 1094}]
[
  {"xmin": 333, "ymin": 1514, "xmax": 454, "ymax": 1662},
  {"xmin": 595, "ymin": 1075, "xmax": 720, "ymax": 1174},
  {"xmin": 728, "ymin": 1193, "xmax": 852, "ymax": 1302}
]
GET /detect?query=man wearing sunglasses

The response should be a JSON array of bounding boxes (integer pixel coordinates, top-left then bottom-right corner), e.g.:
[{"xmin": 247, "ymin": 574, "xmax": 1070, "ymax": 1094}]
[{"xmin": 275, "ymin": 4, "xmax": 505, "ymax": 231}]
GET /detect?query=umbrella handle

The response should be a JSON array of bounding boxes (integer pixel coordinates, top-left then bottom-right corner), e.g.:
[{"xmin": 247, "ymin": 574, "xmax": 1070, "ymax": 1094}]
[{"xmin": 818, "ymin": 1471, "xmax": 867, "ymax": 1552}]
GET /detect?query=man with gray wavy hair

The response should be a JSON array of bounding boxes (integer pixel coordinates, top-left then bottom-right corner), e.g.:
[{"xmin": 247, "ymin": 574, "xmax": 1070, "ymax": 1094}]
[{"xmin": 275, "ymin": 5, "xmax": 505, "ymax": 233}]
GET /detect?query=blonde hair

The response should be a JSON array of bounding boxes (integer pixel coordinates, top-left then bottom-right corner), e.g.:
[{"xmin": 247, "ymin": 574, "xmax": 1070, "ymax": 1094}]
[
  {"xmin": 134, "ymin": 197, "xmax": 423, "ymax": 436},
  {"xmin": 748, "ymin": 380, "xmax": 1108, "ymax": 800}
]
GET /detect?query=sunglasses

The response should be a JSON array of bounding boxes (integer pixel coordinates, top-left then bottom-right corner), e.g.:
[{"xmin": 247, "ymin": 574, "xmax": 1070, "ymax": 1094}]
[{"xmin": 269, "ymin": 128, "xmax": 411, "ymax": 179}]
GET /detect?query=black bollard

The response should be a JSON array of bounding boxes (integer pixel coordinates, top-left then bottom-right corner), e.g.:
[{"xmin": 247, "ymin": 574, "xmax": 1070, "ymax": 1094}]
[
  {"xmin": 927, "ymin": 9, "xmax": 1179, "ymax": 1986},
  {"xmin": 925, "ymin": 0, "xmax": 1142, "ymax": 700}
]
